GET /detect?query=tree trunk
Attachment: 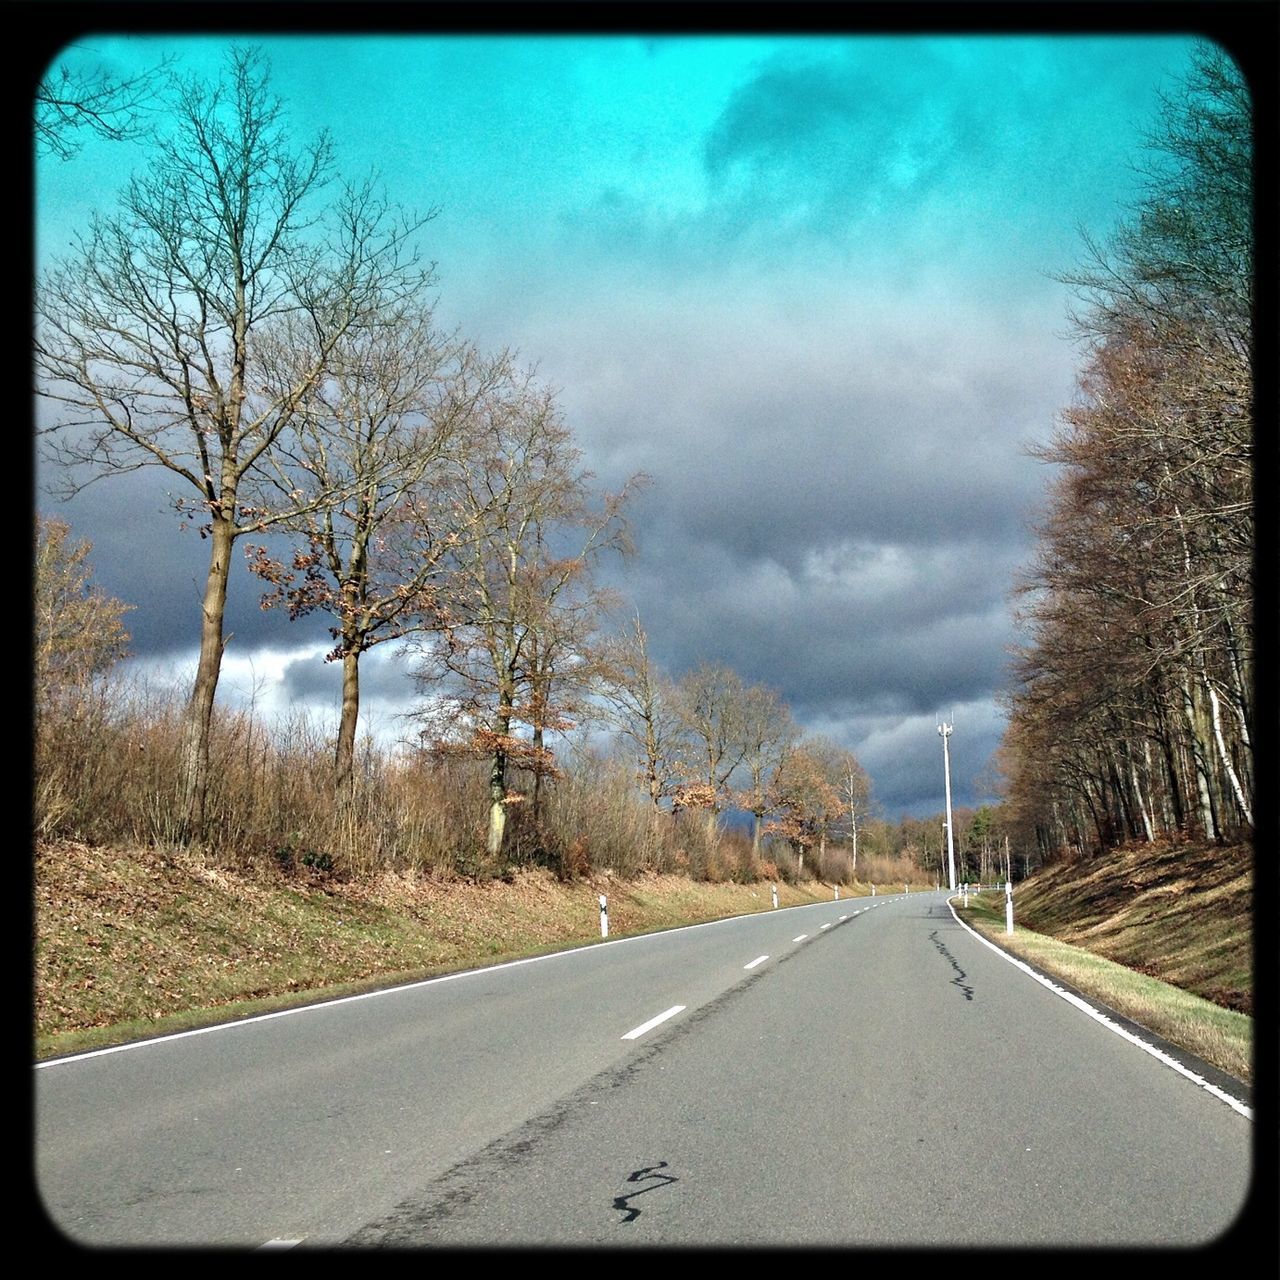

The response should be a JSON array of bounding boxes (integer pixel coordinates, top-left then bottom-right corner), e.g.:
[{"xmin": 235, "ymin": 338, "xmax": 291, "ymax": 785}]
[
  {"xmin": 1181, "ymin": 677, "xmax": 1220, "ymax": 840},
  {"xmin": 487, "ymin": 712, "xmax": 510, "ymax": 859},
  {"xmin": 532, "ymin": 725, "xmax": 544, "ymax": 826},
  {"xmin": 1129, "ymin": 754, "xmax": 1155, "ymax": 842},
  {"xmin": 1206, "ymin": 676, "xmax": 1253, "ymax": 829},
  {"xmin": 335, "ymin": 645, "xmax": 361, "ymax": 799},
  {"xmin": 177, "ymin": 512, "xmax": 235, "ymax": 842}
]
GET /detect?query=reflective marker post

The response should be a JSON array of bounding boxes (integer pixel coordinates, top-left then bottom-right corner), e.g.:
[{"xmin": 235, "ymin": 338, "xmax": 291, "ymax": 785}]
[
  {"xmin": 1005, "ymin": 880, "xmax": 1014, "ymax": 935},
  {"xmin": 600, "ymin": 894, "xmax": 608, "ymax": 938},
  {"xmin": 772, "ymin": 883, "xmax": 778, "ymax": 909}
]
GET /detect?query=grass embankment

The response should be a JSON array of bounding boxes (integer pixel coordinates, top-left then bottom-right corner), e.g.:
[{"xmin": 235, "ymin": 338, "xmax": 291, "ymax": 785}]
[
  {"xmin": 35, "ymin": 839, "xmax": 872, "ymax": 1060},
  {"xmin": 955, "ymin": 839, "xmax": 1252, "ymax": 1084}
]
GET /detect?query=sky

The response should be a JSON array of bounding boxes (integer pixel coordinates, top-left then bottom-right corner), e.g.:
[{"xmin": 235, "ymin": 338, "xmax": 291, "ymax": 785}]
[{"xmin": 33, "ymin": 27, "xmax": 1211, "ymax": 819}]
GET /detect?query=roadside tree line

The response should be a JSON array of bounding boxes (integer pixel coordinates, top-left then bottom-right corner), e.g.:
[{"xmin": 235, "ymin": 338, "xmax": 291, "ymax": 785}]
[
  {"xmin": 35, "ymin": 47, "xmax": 645, "ymax": 858},
  {"xmin": 1000, "ymin": 42, "xmax": 1253, "ymax": 859},
  {"xmin": 35, "ymin": 47, "xmax": 884, "ymax": 880}
]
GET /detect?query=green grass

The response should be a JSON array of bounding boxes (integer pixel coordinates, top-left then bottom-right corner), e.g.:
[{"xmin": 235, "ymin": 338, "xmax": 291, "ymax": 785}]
[{"xmin": 957, "ymin": 891, "xmax": 1251, "ymax": 1084}]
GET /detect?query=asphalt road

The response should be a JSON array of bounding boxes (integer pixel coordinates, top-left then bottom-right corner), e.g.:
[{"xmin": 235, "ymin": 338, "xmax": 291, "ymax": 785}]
[{"xmin": 34, "ymin": 889, "xmax": 1252, "ymax": 1248}]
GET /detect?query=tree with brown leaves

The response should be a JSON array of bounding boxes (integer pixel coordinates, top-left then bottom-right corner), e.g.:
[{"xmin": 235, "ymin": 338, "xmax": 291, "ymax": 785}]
[
  {"xmin": 413, "ymin": 363, "xmax": 640, "ymax": 862},
  {"xmin": 34, "ymin": 516, "xmax": 131, "ymax": 718}
]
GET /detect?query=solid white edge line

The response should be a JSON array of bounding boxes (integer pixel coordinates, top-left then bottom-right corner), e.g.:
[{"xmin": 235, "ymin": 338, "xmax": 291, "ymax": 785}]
[
  {"xmin": 38, "ymin": 898, "xmax": 855, "ymax": 1069},
  {"xmin": 946, "ymin": 897, "xmax": 1252, "ymax": 1121},
  {"xmin": 621, "ymin": 1004, "xmax": 686, "ymax": 1040},
  {"xmin": 744, "ymin": 955, "xmax": 769, "ymax": 970},
  {"xmin": 792, "ymin": 934, "xmax": 808, "ymax": 942}
]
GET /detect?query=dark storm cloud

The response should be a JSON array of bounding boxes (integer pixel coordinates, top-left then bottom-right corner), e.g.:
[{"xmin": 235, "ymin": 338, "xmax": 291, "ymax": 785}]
[
  {"xmin": 33, "ymin": 35, "xmax": 1200, "ymax": 818},
  {"xmin": 613, "ymin": 524, "xmax": 1019, "ymax": 709},
  {"xmin": 859, "ymin": 706, "xmax": 1005, "ymax": 819},
  {"xmin": 37, "ymin": 466, "xmax": 333, "ymax": 659},
  {"xmin": 561, "ymin": 38, "xmax": 1191, "ymax": 288},
  {"xmin": 703, "ymin": 45, "xmax": 970, "ymax": 214},
  {"xmin": 278, "ymin": 644, "xmax": 416, "ymax": 709}
]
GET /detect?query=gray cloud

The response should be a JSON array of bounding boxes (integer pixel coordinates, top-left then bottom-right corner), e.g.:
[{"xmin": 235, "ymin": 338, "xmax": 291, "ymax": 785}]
[
  {"xmin": 36, "ymin": 464, "xmax": 335, "ymax": 660},
  {"xmin": 33, "ymin": 35, "xmax": 1198, "ymax": 820}
]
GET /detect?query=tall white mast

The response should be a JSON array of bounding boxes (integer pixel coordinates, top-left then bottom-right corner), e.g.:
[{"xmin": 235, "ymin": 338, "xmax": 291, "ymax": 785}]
[{"xmin": 938, "ymin": 717, "xmax": 956, "ymax": 891}]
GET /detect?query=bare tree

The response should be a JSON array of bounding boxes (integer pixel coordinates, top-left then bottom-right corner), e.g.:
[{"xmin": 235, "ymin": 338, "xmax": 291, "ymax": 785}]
[
  {"xmin": 36, "ymin": 49, "xmax": 176, "ymax": 159},
  {"xmin": 598, "ymin": 614, "xmax": 689, "ymax": 811},
  {"xmin": 520, "ymin": 571, "xmax": 623, "ymax": 832},
  {"xmin": 1004, "ymin": 41, "xmax": 1254, "ymax": 855},
  {"xmin": 244, "ymin": 308, "xmax": 498, "ymax": 799},
  {"xmin": 36, "ymin": 47, "xmax": 434, "ymax": 840},
  {"xmin": 734, "ymin": 683, "xmax": 797, "ymax": 855},
  {"xmin": 764, "ymin": 739, "xmax": 843, "ymax": 873},
  {"xmin": 834, "ymin": 748, "xmax": 873, "ymax": 875},
  {"xmin": 674, "ymin": 662, "xmax": 751, "ymax": 837}
]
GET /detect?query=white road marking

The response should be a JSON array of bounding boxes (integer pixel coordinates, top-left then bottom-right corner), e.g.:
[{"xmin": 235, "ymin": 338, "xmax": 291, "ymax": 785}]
[
  {"xmin": 820, "ymin": 923, "xmax": 832, "ymax": 930},
  {"xmin": 792, "ymin": 934, "xmax": 808, "ymax": 942},
  {"xmin": 744, "ymin": 955, "xmax": 769, "ymax": 970},
  {"xmin": 258, "ymin": 1238, "xmax": 304, "ymax": 1250},
  {"xmin": 838, "ymin": 915, "xmax": 848, "ymax": 921},
  {"xmin": 38, "ymin": 897, "xmax": 857, "ymax": 1069},
  {"xmin": 946, "ymin": 898, "xmax": 1252, "ymax": 1120},
  {"xmin": 621, "ymin": 1005, "xmax": 686, "ymax": 1041}
]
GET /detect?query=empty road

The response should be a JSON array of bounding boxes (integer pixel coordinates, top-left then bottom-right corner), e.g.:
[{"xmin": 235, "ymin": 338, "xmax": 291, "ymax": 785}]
[{"xmin": 35, "ymin": 890, "xmax": 1253, "ymax": 1247}]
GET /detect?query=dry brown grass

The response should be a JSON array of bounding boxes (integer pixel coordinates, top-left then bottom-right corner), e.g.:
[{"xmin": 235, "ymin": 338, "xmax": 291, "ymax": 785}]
[
  {"xmin": 35, "ymin": 837, "xmax": 838, "ymax": 1056},
  {"xmin": 35, "ymin": 679, "xmax": 832, "ymax": 885},
  {"xmin": 1010, "ymin": 839, "xmax": 1252, "ymax": 1014}
]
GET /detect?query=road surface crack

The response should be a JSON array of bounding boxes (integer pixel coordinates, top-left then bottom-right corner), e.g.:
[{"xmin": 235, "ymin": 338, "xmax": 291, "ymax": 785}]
[{"xmin": 929, "ymin": 929, "xmax": 975, "ymax": 1000}]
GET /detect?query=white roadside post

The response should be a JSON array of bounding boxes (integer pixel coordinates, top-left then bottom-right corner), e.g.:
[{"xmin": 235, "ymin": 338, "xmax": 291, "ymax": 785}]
[
  {"xmin": 963, "ymin": 882, "xmax": 969, "ymax": 908},
  {"xmin": 834, "ymin": 884, "xmax": 839, "ymax": 900},
  {"xmin": 1005, "ymin": 880, "xmax": 1014, "ymax": 935},
  {"xmin": 772, "ymin": 883, "xmax": 778, "ymax": 909},
  {"xmin": 871, "ymin": 884, "xmax": 876, "ymax": 897},
  {"xmin": 904, "ymin": 884, "xmax": 908, "ymax": 895},
  {"xmin": 599, "ymin": 894, "xmax": 608, "ymax": 938}
]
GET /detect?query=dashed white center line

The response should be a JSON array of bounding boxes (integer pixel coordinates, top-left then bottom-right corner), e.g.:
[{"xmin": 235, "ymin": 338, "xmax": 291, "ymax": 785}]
[
  {"xmin": 621, "ymin": 1005, "xmax": 686, "ymax": 1041},
  {"xmin": 792, "ymin": 934, "xmax": 808, "ymax": 942},
  {"xmin": 744, "ymin": 955, "xmax": 769, "ymax": 970},
  {"xmin": 838, "ymin": 914, "xmax": 848, "ymax": 921},
  {"xmin": 820, "ymin": 923, "xmax": 832, "ymax": 930},
  {"xmin": 259, "ymin": 1238, "xmax": 304, "ymax": 1250}
]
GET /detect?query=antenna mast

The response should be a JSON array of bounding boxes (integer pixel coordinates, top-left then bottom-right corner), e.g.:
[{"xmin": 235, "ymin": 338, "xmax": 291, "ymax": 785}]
[{"xmin": 938, "ymin": 716, "xmax": 956, "ymax": 891}]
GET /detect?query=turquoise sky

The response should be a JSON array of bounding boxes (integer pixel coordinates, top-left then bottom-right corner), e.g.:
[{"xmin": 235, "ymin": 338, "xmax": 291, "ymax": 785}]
[{"xmin": 35, "ymin": 32, "xmax": 1207, "ymax": 815}]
